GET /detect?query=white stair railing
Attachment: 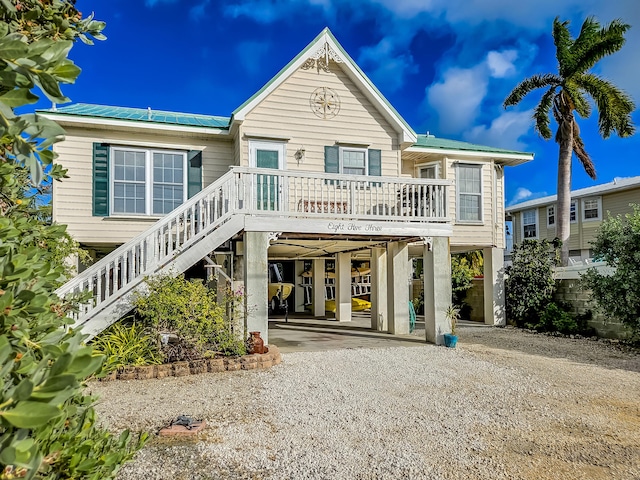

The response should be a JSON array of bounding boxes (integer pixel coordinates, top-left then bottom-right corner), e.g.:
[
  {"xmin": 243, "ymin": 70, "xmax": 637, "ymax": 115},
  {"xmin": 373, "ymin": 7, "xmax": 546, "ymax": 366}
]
[{"xmin": 56, "ymin": 168, "xmax": 241, "ymax": 322}]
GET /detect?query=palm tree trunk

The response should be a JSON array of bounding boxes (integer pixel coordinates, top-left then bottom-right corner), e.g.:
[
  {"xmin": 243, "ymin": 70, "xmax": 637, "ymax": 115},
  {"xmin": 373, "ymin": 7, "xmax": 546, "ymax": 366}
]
[{"xmin": 556, "ymin": 123, "xmax": 574, "ymax": 266}]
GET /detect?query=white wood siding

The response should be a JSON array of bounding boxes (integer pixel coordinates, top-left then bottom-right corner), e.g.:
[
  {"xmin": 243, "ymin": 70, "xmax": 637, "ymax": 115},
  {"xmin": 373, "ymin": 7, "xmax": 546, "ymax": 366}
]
[
  {"xmin": 52, "ymin": 127, "xmax": 233, "ymax": 245},
  {"xmin": 240, "ymin": 63, "xmax": 399, "ymax": 175},
  {"xmin": 446, "ymin": 159, "xmax": 496, "ymax": 248}
]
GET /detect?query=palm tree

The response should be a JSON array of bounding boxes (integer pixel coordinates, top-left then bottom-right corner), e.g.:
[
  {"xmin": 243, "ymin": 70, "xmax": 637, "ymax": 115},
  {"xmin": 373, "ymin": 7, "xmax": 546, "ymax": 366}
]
[{"xmin": 504, "ymin": 17, "xmax": 635, "ymax": 265}]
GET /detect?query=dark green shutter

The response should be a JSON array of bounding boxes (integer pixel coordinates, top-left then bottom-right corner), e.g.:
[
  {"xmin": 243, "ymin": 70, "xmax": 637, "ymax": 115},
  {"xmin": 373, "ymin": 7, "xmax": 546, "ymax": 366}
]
[
  {"xmin": 187, "ymin": 150, "xmax": 202, "ymax": 198},
  {"xmin": 368, "ymin": 149, "xmax": 381, "ymax": 176},
  {"xmin": 93, "ymin": 143, "xmax": 109, "ymax": 216},
  {"xmin": 324, "ymin": 146, "xmax": 340, "ymax": 174},
  {"xmin": 324, "ymin": 145, "xmax": 339, "ymax": 185}
]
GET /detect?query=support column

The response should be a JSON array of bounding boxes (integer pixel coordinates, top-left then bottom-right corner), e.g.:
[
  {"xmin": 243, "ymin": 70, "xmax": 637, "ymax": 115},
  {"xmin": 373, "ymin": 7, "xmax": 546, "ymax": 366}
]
[
  {"xmin": 424, "ymin": 237, "xmax": 452, "ymax": 345},
  {"xmin": 243, "ymin": 231, "xmax": 269, "ymax": 343},
  {"xmin": 335, "ymin": 252, "xmax": 352, "ymax": 321},
  {"xmin": 387, "ymin": 241, "xmax": 409, "ymax": 334},
  {"xmin": 294, "ymin": 260, "xmax": 306, "ymax": 313},
  {"xmin": 483, "ymin": 247, "xmax": 505, "ymax": 326},
  {"xmin": 370, "ymin": 247, "xmax": 388, "ymax": 331},
  {"xmin": 312, "ymin": 258, "xmax": 326, "ymax": 317}
]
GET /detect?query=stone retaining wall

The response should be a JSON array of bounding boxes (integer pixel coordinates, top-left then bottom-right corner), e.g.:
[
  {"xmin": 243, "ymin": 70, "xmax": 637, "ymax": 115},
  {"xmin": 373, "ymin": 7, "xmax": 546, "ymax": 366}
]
[
  {"xmin": 554, "ymin": 280, "xmax": 630, "ymax": 339},
  {"xmin": 101, "ymin": 345, "xmax": 282, "ymax": 381}
]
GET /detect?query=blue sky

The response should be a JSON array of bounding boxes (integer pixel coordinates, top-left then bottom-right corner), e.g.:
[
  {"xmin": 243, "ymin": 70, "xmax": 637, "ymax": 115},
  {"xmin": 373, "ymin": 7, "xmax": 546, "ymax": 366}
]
[{"xmin": 37, "ymin": 0, "xmax": 640, "ymax": 205}]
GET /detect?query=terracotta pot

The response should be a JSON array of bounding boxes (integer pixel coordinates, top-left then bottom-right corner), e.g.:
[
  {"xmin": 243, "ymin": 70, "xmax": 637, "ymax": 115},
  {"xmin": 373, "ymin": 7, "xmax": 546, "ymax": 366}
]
[{"xmin": 248, "ymin": 331, "xmax": 265, "ymax": 354}]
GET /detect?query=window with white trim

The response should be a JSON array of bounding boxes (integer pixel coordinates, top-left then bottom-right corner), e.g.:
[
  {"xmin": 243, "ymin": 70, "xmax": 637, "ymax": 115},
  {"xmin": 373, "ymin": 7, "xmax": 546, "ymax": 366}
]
[
  {"xmin": 547, "ymin": 205, "xmax": 555, "ymax": 227},
  {"xmin": 583, "ymin": 197, "xmax": 602, "ymax": 221},
  {"xmin": 417, "ymin": 163, "xmax": 440, "ymax": 179},
  {"xmin": 522, "ymin": 209, "xmax": 538, "ymax": 239},
  {"xmin": 570, "ymin": 200, "xmax": 577, "ymax": 223},
  {"xmin": 339, "ymin": 147, "xmax": 367, "ymax": 175},
  {"xmin": 111, "ymin": 147, "xmax": 187, "ymax": 215},
  {"xmin": 456, "ymin": 164, "xmax": 482, "ymax": 222}
]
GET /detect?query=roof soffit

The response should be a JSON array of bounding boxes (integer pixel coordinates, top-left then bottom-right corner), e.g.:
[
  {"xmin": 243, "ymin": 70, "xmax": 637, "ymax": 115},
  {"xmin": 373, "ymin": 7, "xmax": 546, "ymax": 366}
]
[{"xmin": 232, "ymin": 28, "xmax": 417, "ymax": 144}]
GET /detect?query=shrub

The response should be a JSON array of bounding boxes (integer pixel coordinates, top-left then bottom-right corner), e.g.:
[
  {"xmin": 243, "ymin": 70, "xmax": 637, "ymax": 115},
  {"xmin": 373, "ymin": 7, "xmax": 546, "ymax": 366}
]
[
  {"xmin": 582, "ymin": 204, "xmax": 640, "ymax": 338},
  {"xmin": 92, "ymin": 321, "xmax": 163, "ymax": 374},
  {"xmin": 133, "ymin": 274, "xmax": 246, "ymax": 357},
  {"xmin": 505, "ymin": 239, "xmax": 560, "ymax": 327},
  {"xmin": 531, "ymin": 302, "xmax": 579, "ymax": 334},
  {"xmin": 1, "ymin": 2, "xmax": 144, "ymax": 477}
]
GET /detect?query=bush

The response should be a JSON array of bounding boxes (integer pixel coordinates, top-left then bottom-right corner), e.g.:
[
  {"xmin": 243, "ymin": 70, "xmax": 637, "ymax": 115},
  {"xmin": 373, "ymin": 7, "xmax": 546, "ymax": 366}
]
[
  {"xmin": 582, "ymin": 204, "xmax": 640, "ymax": 338},
  {"xmin": 505, "ymin": 239, "xmax": 560, "ymax": 327},
  {"xmin": 530, "ymin": 302, "xmax": 578, "ymax": 334},
  {"xmin": 0, "ymin": 2, "xmax": 145, "ymax": 477},
  {"xmin": 133, "ymin": 274, "xmax": 246, "ymax": 357},
  {"xmin": 92, "ymin": 321, "xmax": 163, "ymax": 374}
]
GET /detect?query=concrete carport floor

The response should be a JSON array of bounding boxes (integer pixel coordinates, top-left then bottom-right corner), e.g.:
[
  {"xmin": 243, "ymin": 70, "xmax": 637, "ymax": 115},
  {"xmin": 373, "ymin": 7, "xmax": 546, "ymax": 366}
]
[{"xmin": 267, "ymin": 313, "xmax": 490, "ymax": 353}]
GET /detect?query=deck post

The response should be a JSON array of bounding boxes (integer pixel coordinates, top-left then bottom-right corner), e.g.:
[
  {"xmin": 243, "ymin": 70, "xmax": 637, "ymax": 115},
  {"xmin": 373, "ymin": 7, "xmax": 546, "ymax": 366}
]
[
  {"xmin": 387, "ymin": 241, "xmax": 409, "ymax": 334},
  {"xmin": 483, "ymin": 247, "xmax": 505, "ymax": 325},
  {"xmin": 243, "ymin": 231, "xmax": 269, "ymax": 343},
  {"xmin": 370, "ymin": 247, "xmax": 388, "ymax": 331},
  {"xmin": 335, "ymin": 252, "xmax": 352, "ymax": 321},
  {"xmin": 424, "ymin": 236, "xmax": 451, "ymax": 344},
  {"xmin": 312, "ymin": 258, "xmax": 326, "ymax": 317}
]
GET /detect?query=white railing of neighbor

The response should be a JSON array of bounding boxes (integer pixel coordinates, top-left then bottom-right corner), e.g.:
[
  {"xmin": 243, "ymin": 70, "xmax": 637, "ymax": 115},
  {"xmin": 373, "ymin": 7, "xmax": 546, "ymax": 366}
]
[{"xmin": 56, "ymin": 166, "xmax": 451, "ymax": 324}]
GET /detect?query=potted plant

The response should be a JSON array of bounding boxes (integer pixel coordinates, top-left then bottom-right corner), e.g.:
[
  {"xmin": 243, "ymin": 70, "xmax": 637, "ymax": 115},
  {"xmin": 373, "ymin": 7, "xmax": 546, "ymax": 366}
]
[{"xmin": 443, "ymin": 304, "xmax": 460, "ymax": 348}]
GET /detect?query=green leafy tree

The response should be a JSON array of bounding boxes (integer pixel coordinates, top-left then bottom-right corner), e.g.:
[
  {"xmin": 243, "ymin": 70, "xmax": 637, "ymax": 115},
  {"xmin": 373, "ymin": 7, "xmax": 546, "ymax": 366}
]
[
  {"xmin": 504, "ymin": 17, "xmax": 635, "ymax": 266},
  {"xmin": 505, "ymin": 239, "xmax": 560, "ymax": 326},
  {"xmin": 582, "ymin": 204, "xmax": 640, "ymax": 337},
  {"xmin": 1, "ymin": 2, "xmax": 145, "ymax": 478}
]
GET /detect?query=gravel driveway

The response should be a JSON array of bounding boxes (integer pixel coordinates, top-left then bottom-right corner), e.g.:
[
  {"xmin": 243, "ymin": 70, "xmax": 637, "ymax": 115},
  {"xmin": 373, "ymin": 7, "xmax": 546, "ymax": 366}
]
[{"xmin": 90, "ymin": 326, "xmax": 640, "ymax": 480}]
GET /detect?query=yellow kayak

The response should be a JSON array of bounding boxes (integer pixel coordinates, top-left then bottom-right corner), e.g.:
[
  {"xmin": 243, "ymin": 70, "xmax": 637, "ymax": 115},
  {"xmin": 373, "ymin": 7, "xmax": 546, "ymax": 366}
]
[{"xmin": 323, "ymin": 297, "xmax": 371, "ymax": 313}]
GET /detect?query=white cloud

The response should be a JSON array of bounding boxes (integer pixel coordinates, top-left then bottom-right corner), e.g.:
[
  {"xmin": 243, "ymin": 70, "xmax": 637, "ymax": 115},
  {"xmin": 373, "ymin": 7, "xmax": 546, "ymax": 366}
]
[
  {"xmin": 508, "ymin": 187, "xmax": 548, "ymax": 206},
  {"xmin": 189, "ymin": 0, "xmax": 210, "ymax": 21},
  {"xmin": 464, "ymin": 109, "xmax": 533, "ymax": 151},
  {"xmin": 487, "ymin": 50, "xmax": 518, "ymax": 78},
  {"xmin": 426, "ymin": 65, "xmax": 488, "ymax": 134},
  {"xmin": 358, "ymin": 38, "xmax": 418, "ymax": 93}
]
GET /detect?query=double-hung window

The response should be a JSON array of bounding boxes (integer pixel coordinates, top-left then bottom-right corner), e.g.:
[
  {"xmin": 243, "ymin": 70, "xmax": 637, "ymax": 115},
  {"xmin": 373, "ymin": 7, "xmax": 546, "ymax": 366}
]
[
  {"xmin": 323, "ymin": 145, "xmax": 381, "ymax": 181},
  {"xmin": 340, "ymin": 147, "xmax": 367, "ymax": 175},
  {"xmin": 456, "ymin": 164, "xmax": 482, "ymax": 222},
  {"xmin": 583, "ymin": 197, "xmax": 602, "ymax": 221},
  {"xmin": 417, "ymin": 162, "xmax": 440, "ymax": 179},
  {"xmin": 547, "ymin": 205, "xmax": 555, "ymax": 227},
  {"xmin": 522, "ymin": 209, "xmax": 538, "ymax": 239},
  {"xmin": 111, "ymin": 147, "xmax": 187, "ymax": 216},
  {"xmin": 570, "ymin": 200, "xmax": 577, "ymax": 223}
]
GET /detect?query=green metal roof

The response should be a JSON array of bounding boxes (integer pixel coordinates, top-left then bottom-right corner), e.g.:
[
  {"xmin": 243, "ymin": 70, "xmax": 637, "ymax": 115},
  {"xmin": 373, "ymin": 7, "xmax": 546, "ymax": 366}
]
[
  {"xmin": 39, "ymin": 103, "xmax": 231, "ymax": 129},
  {"xmin": 413, "ymin": 134, "xmax": 532, "ymax": 156}
]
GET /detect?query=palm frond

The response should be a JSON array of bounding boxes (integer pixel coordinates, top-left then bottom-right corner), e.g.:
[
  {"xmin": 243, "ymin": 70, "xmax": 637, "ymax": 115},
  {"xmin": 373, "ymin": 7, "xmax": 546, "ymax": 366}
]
[
  {"xmin": 572, "ymin": 122, "xmax": 596, "ymax": 179},
  {"xmin": 571, "ymin": 19, "xmax": 630, "ymax": 75},
  {"xmin": 563, "ymin": 81, "xmax": 591, "ymax": 118},
  {"xmin": 575, "ymin": 73, "xmax": 636, "ymax": 138},
  {"xmin": 553, "ymin": 18, "xmax": 574, "ymax": 77},
  {"xmin": 565, "ymin": 16, "xmax": 601, "ymax": 76},
  {"xmin": 533, "ymin": 87, "xmax": 556, "ymax": 139},
  {"xmin": 504, "ymin": 74, "xmax": 562, "ymax": 107}
]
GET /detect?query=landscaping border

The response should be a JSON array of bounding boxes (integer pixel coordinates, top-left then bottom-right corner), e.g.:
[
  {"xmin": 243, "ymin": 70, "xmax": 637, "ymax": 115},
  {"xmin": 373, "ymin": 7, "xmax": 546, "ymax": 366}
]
[{"xmin": 100, "ymin": 345, "xmax": 282, "ymax": 381}]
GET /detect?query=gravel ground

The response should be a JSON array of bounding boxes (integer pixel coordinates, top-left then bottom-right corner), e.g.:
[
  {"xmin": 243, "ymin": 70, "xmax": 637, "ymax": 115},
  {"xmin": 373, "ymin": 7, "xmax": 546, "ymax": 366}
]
[{"xmin": 90, "ymin": 326, "xmax": 640, "ymax": 480}]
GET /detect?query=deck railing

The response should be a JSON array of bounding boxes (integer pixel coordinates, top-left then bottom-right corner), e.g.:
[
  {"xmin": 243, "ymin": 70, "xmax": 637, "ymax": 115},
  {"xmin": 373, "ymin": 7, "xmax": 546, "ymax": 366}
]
[
  {"xmin": 56, "ymin": 166, "xmax": 451, "ymax": 323},
  {"xmin": 234, "ymin": 167, "xmax": 451, "ymax": 222}
]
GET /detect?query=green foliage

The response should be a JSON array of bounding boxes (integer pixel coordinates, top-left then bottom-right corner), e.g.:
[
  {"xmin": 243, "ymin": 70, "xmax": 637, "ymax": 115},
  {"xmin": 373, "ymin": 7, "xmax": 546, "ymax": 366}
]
[
  {"xmin": 444, "ymin": 304, "xmax": 461, "ymax": 335},
  {"xmin": 505, "ymin": 239, "xmax": 560, "ymax": 327},
  {"xmin": 582, "ymin": 204, "xmax": 640, "ymax": 337},
  {"xmin": 92, "ymin": 321, "xmax": 163, "ymax": 374},
  {"xmin": 1, "ymin": 2, "xmax": 144, "ymax": 478},
  {"xmin": 133, "ymin": 274, "xmax": 246, "ymax": 357}
]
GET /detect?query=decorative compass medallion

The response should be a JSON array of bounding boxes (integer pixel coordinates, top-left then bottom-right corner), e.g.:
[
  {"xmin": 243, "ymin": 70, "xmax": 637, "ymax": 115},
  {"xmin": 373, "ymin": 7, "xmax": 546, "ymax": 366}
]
[{"xmin": 310, "ymin": 87, "xmax": 340, "ymax": 119}]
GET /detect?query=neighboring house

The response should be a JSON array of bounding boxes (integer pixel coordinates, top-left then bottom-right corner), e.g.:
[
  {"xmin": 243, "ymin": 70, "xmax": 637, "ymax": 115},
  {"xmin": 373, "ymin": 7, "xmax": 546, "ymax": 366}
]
[
  {"xmin": 42, "ymin": 28, "xmax": 533, "ymax": 344},
  {"xmin": 506, "ymin": 176, "xmax": 640, "ymax": 261}
]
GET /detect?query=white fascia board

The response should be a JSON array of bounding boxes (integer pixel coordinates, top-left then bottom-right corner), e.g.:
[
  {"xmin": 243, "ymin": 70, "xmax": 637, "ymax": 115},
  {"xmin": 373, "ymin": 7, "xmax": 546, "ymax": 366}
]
[
  {"xmin": 38, "ymin": 113, "xmax": 230, "ymax": 136},
  {"xmin": 404, "ymin": 146, "xmax": 533, "ymax": 163}
]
